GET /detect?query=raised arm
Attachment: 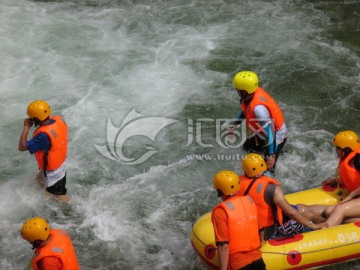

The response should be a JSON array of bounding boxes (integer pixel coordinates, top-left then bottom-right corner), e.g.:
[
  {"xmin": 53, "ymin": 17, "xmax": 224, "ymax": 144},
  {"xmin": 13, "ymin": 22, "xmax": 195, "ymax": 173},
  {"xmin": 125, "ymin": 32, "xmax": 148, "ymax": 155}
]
[{"xmin": 18, "ymin": 118, "xmax": 33, "ymax": 151}]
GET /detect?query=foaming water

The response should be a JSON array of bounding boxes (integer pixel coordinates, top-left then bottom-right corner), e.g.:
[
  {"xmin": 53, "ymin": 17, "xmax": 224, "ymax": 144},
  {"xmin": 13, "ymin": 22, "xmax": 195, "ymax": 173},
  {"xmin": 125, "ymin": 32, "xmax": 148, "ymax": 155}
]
[{"xmin": 1, "ymin": 0, "xmax": 360, "ymax": 269}]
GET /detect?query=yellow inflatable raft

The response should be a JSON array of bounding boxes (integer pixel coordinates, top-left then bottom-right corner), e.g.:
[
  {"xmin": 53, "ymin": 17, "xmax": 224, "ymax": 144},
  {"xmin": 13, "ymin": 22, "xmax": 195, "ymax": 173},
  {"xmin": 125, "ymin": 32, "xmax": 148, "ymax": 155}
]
[{"xmin": 190, "ymin": 185, "xmax": 360, "ymax": 269}]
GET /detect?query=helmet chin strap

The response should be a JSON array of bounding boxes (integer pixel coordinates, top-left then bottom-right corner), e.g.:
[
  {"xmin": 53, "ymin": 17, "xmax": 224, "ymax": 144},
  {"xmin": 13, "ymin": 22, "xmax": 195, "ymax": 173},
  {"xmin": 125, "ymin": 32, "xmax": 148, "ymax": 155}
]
[
  {"xmin": 241, "ymin": 92, "xmax": 254, "ymax": 105},
  {"xmin": 33, "ymin": 118, "xmax": 40, "ymax": 127},
  {"xmin": 32, "ymin": 117, "xmax": 50, "ymax": 127},
  {"xmin": 216, "ymin": 189, "xmax": 224, "ymax": 197},
  {"xmin": 31, "ymin": 239, "xmax": 43, "ymax": 249}
]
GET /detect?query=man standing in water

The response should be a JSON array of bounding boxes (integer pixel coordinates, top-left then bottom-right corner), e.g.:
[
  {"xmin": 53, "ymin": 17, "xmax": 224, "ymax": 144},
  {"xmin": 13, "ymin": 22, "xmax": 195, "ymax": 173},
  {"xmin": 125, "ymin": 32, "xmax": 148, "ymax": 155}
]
[
  {"xmin": 21, "ymin": 217, "xmax": 80, "ymax": 269},
  {"xmin": 18, "ymin": 100, "xmax": 69, "ymax": 203},
  {"xmin": 228, "ymin": 71, "xmax": 288, "ymax": 176}
]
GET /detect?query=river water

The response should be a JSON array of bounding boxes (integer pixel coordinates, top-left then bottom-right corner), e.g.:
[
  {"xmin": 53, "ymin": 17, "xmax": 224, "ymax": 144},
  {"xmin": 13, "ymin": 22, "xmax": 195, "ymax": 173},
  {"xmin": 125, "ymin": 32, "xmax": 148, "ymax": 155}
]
[{"xmin": 1, "ymin": 0, "xmax": 360, "ymax": 269}]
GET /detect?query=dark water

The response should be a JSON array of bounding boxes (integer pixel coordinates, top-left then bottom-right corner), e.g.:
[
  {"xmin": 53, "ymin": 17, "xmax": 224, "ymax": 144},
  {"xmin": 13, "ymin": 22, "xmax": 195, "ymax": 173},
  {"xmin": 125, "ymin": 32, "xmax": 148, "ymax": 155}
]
[{"xmin": 0, "ymin": 0, "xmax": 359, "ymax": 269}]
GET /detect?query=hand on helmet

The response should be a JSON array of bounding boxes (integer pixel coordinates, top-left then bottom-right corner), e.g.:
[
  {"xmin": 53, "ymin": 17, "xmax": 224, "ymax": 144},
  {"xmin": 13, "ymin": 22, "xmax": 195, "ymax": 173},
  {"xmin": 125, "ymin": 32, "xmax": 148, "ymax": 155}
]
[{"xmin": 24, "ymin": 118, "xmax": 34, "ymax": 129}]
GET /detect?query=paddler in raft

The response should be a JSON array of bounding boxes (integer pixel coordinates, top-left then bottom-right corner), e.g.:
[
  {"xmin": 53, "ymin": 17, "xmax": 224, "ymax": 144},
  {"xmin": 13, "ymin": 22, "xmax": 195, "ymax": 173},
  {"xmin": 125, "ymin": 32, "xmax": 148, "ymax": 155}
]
[
  {"xmin": 308, "ymin": 130, "xmax": 360, "ymax": 228},
  {"xmin": 236, "ymin": 153, "xmax": 323, "ymax": 242},
  {"xmin": 212, "ymin": 170, "xmax": 267, "ymax": 270}
]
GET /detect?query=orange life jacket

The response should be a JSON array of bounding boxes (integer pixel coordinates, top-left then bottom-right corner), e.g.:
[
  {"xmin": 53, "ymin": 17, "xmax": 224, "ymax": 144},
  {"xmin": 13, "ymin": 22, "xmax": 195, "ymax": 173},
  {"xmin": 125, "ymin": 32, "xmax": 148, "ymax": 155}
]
[
  {"xmin": 237, "ymin": 175, "xmax": 284, "ymax": 229},
  {"xmin": 212, "ymin": 195, "xmax": 260, "ymax": 253},
  {"xmin": 33, "ymin": 116, "xmax": 68, "ymax": 171},
  {"xmin": 339, "ymin": 145, "xmax": 360, "ymax": 192},
  {"xmin": 32, "ymin": 229, "xmax": 80, "ymax": 270},
  {"xmin": 240, "ymin": 87, "xmax": 285, "ymax": 133}
]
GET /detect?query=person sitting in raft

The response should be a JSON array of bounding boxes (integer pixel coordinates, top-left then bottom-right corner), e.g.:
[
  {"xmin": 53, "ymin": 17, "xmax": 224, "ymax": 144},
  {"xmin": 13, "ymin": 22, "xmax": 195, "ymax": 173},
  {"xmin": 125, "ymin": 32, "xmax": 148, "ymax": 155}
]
[
  {"xmin": 21, "ymin": 217, "xmax": 80, "ymax": 270},
  {"xmin": 212, "ymin": 170, "xmax": 266, "ymax": 270},
  {"xmin": 320, "ymin": 153, "xmax": 360, "ymax": 228},
  {"xmin": 307, "ymin": 131, "xmax": 360, "ymax": 228},
  {"xmin": 322, "ymin": 130, "xmax": 359, "ymax": 191},
  {"xmin": 236, "ymin": 153, "xmax": 323, "ymax": 242},
  {"xmin": 297, "ymin": 130, "xmax": 360, "ymax": 225}
]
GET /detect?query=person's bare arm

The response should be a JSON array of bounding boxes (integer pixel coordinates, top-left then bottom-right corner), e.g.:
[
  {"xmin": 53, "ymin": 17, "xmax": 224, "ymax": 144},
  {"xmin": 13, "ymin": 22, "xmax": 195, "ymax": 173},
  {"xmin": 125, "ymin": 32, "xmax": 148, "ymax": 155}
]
[
  {"xmin": 217, "ymin": 243, "xmax": 229, "ymax": 270},
  {"xmin": 340, "ymin": 186, "xmax": 360, "ymax": 204},
  {"xmin": 18, "ymin": 118, "xmax": 33, "ymax": 151},
  {"xmin": 273, "ymin": 186, "xmax": 321, "ymax": 230}
]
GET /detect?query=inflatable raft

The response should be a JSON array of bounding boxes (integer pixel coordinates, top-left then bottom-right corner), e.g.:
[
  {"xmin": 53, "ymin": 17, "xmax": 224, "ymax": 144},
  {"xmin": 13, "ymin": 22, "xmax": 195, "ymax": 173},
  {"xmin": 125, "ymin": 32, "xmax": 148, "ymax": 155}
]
[{"xmin": 190, "ymin": 185, "xmax": 360, "ymax": 269}]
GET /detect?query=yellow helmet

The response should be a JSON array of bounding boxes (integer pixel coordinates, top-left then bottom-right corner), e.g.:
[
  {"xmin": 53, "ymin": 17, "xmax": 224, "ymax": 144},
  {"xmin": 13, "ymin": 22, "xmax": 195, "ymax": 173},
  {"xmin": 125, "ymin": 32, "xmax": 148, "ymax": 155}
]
[
  {"xmin": 21, "ymin": 217, "xmax": 50, "ymax": 243},
  {"xmin": 333, "ymin": 130, "xmax": 359, "ymax": 151},
  {"xmin": 27, "ymin": 100, "xmax": 51, "ymax": 121},
  {"xmin": 232, "ymin": 71, "xmax": 259, "ymax": 94},
  {"xmin": 213, "ymin": 170, "xmax": 240, "ymax": 196},
  {"xmin": 242, "ymin": 153, "xmax": 267, "ymax": 177}
]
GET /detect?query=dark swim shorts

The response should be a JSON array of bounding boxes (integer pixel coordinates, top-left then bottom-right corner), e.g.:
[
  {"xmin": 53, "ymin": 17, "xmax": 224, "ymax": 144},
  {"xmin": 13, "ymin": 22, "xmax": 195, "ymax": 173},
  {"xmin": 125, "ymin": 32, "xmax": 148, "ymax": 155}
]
[
  {"xmin": 271, "ymin": 219, "xmax": 305, "ymax": 239},
  {"xmin": 46, "ymin": 175, "xmax": 67, "ymax": 195}
]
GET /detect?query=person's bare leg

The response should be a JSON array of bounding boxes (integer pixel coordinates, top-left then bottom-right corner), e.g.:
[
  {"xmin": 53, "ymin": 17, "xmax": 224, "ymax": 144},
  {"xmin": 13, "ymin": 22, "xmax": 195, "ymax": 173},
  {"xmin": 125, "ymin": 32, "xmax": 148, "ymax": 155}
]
[
  {"xmin": 35, "ymin": 172, "xmax": 45, "ymax": 187},
  {"xmin": 55, "ymin": 194, "xmax": 70, "ymax": 203},
  {"xmin": 342, "ymin": 217, "xmax": 360, "ymax": 224},
  {"xmin": 324, "ymin": 205, "xmax": 336, "ymax": 218},
  {"xmin": 297, "ymin": 204, "xmax": 328, "ymax": 223},
  {"xmin": 324, "ymin": 198, "xmax": 360, "ymax": 227},
  {"xmin": 44, "ymin": 190, "xmax": 70, "ymax": 203}
]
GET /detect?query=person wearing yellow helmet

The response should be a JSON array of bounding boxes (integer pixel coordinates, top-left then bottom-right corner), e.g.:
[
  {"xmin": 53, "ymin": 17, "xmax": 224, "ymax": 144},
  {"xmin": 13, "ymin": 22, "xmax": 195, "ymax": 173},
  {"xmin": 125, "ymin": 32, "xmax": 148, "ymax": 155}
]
[
  {"xmin": 237, "ymin": 153, "xmax": 322, "ymax": 241},
  {"xmin": 18, "ymin": 100, "xmax": 69, "ymax": 203},
  {"xmin": 319, "ymin": 153, "xmax": 360, "ymax": 228},
  {"xmin": 321, "ymin": 130, "xmax": 360, "ymax": 189},
  {"xmin": 302, "ymin": 130, "xmax": 360, "ymax": 227},
  {"xmin": 309, "ymin": 130, "xmax": 360, "ymax": 228},
  {"xmin": 211, "ymin": 170, "xmax": 266, "ymax": 270},
  {"xmin": 276, "ymin": 130, "xmax": 360, "ymax": 231},
  {"xmin": 21, "ymin": 217, "xmax": 80, "ymax": 269},
  {"xmin": 228, "ymin": 71, "xmax": 288, "ymax": 177}
]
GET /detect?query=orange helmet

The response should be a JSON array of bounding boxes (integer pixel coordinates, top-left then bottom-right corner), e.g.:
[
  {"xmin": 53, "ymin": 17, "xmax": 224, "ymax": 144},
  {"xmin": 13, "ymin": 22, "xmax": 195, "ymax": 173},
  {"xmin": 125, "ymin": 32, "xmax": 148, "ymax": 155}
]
[
  {"xmin": 333, "ymin": 131, "xmax": 359, "ymax": 151},
  {"xmin": 213, "ymin": 170, "xmax": 240, "ymax": 196},
  {"xmin": 27, "ymin": 100, "xmax": 51, "ymax": 121},
  {"xmin": 242, "ymin": 153, "xmax": 267, "ymax": 177},
  {"xmin": 21, "ymin": 217, "xmax": 50, "ymax": 243}
]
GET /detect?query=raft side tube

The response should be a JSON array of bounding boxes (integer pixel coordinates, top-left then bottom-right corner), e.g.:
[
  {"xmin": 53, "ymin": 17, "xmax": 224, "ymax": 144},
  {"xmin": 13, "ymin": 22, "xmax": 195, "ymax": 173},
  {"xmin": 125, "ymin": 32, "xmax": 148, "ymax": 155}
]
[
  {"xmin": 190, "ymin": 212, "xmax": 218, "ymax": 269},
  {"xmin": 261, "ymin": 222, "xmax": 360, "ymax": 269},
  {"xmin": 190, "ymin": 185, "xmax": 350, "ymax": 270},
  {"xmin": 285, "ymin": 185, "xmax": 347, "ymax": 205}
]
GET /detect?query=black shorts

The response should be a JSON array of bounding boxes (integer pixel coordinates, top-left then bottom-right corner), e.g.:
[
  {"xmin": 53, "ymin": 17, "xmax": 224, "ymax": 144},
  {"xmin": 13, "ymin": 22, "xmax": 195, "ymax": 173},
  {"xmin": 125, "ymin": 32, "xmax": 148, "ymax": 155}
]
[
  {"xmin": 271, "ymin": 219, "xmax": 305, "ymax": 239},
  {"xmin": 46, "ymin": 175, "xmax": 67, "ymax": 195},
  {"xmin": 240, "ymin": 258, "xmax": 266, "ymax": 270}
]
